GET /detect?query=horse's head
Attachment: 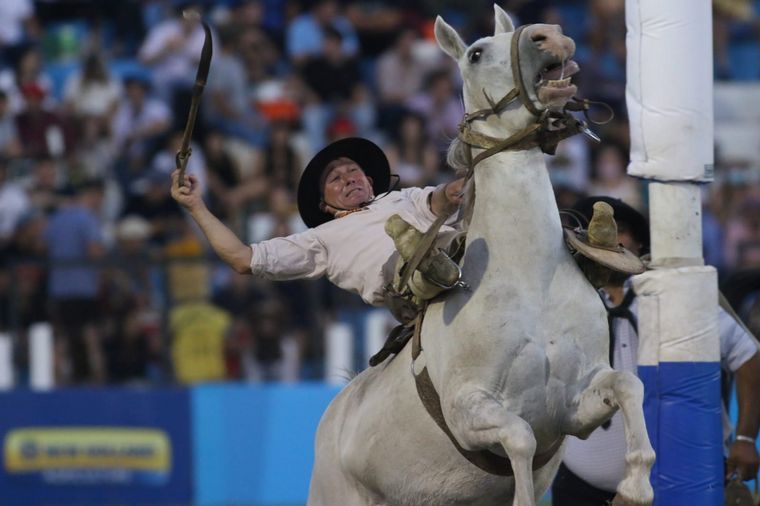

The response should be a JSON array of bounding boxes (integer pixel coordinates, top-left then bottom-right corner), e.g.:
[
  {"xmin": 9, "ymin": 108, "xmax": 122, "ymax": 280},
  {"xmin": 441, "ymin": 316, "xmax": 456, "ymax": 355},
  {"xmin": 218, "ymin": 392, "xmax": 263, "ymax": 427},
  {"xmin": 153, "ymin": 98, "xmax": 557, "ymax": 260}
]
[{"xmin": 435, "ymin": 5, "xmax": 579, "ymax": 135}]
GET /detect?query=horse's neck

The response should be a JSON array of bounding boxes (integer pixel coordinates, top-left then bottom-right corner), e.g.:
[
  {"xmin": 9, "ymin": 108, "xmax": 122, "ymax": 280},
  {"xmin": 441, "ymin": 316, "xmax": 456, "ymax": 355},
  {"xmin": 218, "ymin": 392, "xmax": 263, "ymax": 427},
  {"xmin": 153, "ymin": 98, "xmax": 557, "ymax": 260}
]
[{"xmin": 467, "ymin": 148, "xmax": 562, "ymax": 269}]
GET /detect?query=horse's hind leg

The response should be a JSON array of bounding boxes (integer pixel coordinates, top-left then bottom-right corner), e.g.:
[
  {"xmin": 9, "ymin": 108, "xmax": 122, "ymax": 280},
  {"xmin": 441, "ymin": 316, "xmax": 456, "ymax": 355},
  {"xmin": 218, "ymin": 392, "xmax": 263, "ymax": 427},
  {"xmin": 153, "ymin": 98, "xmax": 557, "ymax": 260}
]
[
  {"xmin": 561, "ymin": 368, "xmax": 655, "ymax": 506},
  {"xmin": 448, "ymin": 390, "xmax": 537, "ymax": 506}
]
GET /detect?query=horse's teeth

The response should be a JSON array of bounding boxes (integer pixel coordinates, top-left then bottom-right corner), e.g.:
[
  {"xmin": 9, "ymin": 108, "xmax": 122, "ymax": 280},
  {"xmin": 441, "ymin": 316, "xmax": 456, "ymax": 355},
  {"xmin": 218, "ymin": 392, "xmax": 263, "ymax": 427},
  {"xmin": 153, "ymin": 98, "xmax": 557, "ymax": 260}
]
[{"xmin": 546, "ymin": 78, "xmax": 571, "ymax": 88}]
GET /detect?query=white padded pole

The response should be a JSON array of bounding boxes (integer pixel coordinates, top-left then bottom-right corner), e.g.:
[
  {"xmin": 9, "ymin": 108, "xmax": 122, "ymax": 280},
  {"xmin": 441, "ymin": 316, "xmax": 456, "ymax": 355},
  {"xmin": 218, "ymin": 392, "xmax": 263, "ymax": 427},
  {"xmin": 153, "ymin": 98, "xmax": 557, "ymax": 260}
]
[
  {"xmin": 29, "ymin": 322, "xmax": 54, "ymax": 390},
  {"xmin": 325, "ymin": 322, "xmax": 354, "ymax": 385}
]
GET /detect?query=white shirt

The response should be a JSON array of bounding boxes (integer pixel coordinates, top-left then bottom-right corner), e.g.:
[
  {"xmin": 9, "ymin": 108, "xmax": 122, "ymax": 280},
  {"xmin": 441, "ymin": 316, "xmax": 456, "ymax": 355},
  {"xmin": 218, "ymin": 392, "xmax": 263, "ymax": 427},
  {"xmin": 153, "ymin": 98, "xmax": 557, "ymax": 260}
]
[
  {"xmin": 63, "ymin": 74, "xmax": 123, "ymax": 117},
  {"xmin": 111, "ymin": 97, "xmax": 171, "ymax": 157},
  {"xmin": 0, "ymin": 180, "xmax": 29, "ymax": 239},
  {"xmin": 138, "ymin": 20, "xmax": 207, "ymax": 87},
  {"xmin": 562, "ymin": 283, "xmax": 759, "ymax": 492},
  {"xmin": 0, "ymin": 0, "xmax": 33, "ymax": 45},
  {"xmin": 250, "ymin": 186, "xmax": 458, "ymax": 306}
]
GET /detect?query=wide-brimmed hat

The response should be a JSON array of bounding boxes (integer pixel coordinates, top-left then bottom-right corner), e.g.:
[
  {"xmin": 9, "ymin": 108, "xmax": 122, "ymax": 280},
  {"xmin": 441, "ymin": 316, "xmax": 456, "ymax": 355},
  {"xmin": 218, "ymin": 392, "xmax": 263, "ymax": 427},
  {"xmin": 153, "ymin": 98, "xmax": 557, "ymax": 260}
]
[
  {"xmin": 297, "ymin": 137, "xmax": 391, "ymax": 228},
  {"xmin": 564, "ymin": 200, "xmax": 646, "ymax": 274},
  {"xmin": 572, "ymin": 196, "xmax": 650, "ymax": 253}
]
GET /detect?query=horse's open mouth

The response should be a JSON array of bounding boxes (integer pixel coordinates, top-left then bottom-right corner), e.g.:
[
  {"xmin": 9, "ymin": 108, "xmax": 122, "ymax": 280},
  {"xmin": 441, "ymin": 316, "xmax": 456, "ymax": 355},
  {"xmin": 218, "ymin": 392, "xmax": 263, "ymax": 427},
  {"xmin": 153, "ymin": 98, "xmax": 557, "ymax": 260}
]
[{"xmin": 534, "ymin": 60, "xmax": 580, "ymax": 107}]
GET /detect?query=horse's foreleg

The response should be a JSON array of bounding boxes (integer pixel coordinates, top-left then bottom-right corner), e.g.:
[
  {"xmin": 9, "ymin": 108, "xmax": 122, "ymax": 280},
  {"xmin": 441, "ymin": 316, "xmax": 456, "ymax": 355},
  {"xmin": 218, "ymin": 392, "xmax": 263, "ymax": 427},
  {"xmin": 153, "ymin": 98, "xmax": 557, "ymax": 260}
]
[
  {"xmin": 448, "ymin": 389, "xmax": 536, "ymax": 506},
  {"xmin": 561, "ymin": 368, "xmax": 655, "ymax": 506}
]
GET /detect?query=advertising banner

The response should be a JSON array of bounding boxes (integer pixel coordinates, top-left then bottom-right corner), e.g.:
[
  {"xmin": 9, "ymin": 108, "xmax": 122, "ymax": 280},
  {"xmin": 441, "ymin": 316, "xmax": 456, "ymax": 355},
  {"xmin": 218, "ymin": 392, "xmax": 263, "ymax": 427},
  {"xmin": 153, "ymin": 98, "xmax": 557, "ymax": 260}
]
[{"xmin": 0, "ymin": 388, "xmax": 192, "ymax": 505}]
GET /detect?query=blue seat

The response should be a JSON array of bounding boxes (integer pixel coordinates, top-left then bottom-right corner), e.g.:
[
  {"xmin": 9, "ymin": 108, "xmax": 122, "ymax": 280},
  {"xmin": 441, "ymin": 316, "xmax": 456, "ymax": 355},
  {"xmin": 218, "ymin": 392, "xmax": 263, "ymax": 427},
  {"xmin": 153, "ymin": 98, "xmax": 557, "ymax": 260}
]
[
  {"xmin": 556, "ymin": 4, "xmax": 589, "ymax": 43},
  {"xmin": 109, "ymin": 58, "xmax": 153, "ymax": 83},
  {"xmin": 44, "ymin": 61, "xmax": 81, "ymax": 101},
  {"xmin": 728, "ymin": 43, "xmax": 760, "ymax": 80}
]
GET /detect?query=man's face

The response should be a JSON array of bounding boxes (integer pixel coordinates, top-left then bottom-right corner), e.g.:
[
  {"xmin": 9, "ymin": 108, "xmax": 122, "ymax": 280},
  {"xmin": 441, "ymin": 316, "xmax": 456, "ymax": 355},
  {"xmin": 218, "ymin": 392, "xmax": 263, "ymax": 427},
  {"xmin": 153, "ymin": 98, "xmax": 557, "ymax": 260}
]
[
  {"xmin": 322, "ymin": 162, "xmax": 374, "ymax": 210},
  {"xmin": 617, "ymin": 221, "xmax": 642, "ymax": 256}
]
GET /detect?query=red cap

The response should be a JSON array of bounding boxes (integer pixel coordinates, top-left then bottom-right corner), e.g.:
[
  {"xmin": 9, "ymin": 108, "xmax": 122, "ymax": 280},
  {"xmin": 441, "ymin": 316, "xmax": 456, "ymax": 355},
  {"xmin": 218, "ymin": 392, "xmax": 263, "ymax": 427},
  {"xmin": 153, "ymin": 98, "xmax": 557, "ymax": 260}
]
[{"xmin": 20, "ymin": 82, "xmax": 46, "ymax": 100}]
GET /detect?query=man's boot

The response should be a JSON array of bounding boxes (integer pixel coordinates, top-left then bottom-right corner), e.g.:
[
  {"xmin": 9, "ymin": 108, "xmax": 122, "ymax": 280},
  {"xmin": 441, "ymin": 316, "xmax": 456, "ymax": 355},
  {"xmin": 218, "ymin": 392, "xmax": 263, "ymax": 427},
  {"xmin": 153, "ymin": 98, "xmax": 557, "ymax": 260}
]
[{"xmin": 385, "ymin": 214, "xmax": 463, "ymax": 301}]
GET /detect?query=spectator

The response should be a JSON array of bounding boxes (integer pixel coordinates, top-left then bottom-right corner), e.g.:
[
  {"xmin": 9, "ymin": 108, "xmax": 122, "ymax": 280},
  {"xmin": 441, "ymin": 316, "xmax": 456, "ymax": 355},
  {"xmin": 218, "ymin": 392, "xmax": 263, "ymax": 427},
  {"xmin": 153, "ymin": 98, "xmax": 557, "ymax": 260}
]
[
  {"xmin": 375, "ymin": 27, "xmax": 438, "ymax": 133},
  {"xmin": 122, "ymin": 169, "xmax": 183, "ymax": 247},
  {"xmin": 300, "ymin": 26, "xmax": 374, "ymax": 152},
  {"xmin": 212, "ymin": 271, "xmax": 267, "ymax": 380},
  {"xmin": 165, "ymin": 225, "xmax": 233, "ymax": 384},
  {"xmin": 254, "ymin": 120, "xmax": 304, "ymax": 193},
  {"xmin": 204, "ymin": 24, "xmax": 265, "ymax": 146},
  {"xmin": 726, "ymin": 196, "xmax": 760, "ymax": 269},
  {"xmin": 587, "ymin": 143, "xmax": 644, "ymax": 212},
  {"xmin": 576, "ymin": 0, "xmax": 627, "ymax": 113},
  {"xmin": 15, "ymin": 82, "xmax": 73, "ymax": 158},
  {"xmin": 246, "ymin": 297, "xmax": 302, "ymax": 381},
  {"xmin": 384, "ymin": 110, "xmax": 439, "ymax": 188},
  {"xmin": 26, "ymin": 156, "xmax": 63, "ymax": 215},
  {"xmin": 344, "ymin": 0, "xmax": 406, "ymax": 57},
  {"xmin": 138, "ymin": 1, "xmax": 207, "ymax": 102},
  {"xmin": 552, "ymin": 196, "xmax": 760, "ymax": 504},
  {"xmin": 62, "ymin": 52, "xmax": 123, "ymax": 127},
  {"xmin": 0, "ymin": 0, "xmax": 38, "ymax": 65},
  {"xmin": 103, "ymin": 215, "xmax": 163, "ymax": 383},
  {"xmin": 44, "ymin": 179, "xmax": 106, "ymax": 385},
  {"xmin": 0, "ymin": 46, "xmax": 52, "ymax": 115},
  {"xmin": 286, "ymin": 0, "xmax": 359, "ymax": 66},
  {"xmin": 203, "ymin": 129, "xmax": 244, "ymax": 222},
  {"xmin": 0, "ymin": 90, "xmax": 21, "ymax": 157},
  {"xmin": 0, "ymin": 157, "xmax": 30, "ymax": 248},
  {"xmin": 406, "ymin": 68, "xmax": 464, "ymax": 155},
  {"xmin": 111, "ymin": 74, "xmax": 172, "ymax": 188}
]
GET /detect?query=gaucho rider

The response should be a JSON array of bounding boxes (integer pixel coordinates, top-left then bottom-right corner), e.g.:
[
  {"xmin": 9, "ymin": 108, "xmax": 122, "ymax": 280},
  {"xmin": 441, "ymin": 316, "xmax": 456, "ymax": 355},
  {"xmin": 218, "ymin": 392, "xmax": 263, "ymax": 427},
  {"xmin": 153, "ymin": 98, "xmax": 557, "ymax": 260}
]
[
  {"xmin": 171, "ymin": 136, "xmax": 644, "ymax": 364},
  {"xmin": 170, "ymin": 137, "xmax": 467, "ymax": 362}
]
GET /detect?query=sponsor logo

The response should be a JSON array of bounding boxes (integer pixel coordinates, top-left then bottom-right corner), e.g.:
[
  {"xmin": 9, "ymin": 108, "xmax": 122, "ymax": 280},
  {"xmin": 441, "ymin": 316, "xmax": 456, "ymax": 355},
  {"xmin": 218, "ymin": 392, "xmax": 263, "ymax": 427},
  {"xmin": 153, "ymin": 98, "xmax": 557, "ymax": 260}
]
[{"xmin": 4, "ymin": 427, "xmax": 170, "ymax": 485}]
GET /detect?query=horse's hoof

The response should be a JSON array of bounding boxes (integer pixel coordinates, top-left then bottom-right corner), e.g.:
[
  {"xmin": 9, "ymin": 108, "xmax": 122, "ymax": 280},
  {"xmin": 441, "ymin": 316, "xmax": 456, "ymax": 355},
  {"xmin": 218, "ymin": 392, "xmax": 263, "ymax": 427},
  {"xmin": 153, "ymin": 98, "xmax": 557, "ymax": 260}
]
[{"xmin": 611, "ymin": 494, "xmax": 651, "ymax": 506}]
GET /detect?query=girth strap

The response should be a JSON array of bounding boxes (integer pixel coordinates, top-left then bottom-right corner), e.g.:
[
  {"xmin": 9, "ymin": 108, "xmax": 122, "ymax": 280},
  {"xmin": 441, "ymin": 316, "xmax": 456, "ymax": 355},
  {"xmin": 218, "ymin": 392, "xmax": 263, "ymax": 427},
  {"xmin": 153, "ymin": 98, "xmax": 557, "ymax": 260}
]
[{"xmin": 411, "ymin": 309, "xmax": 563, "ymax": 476}]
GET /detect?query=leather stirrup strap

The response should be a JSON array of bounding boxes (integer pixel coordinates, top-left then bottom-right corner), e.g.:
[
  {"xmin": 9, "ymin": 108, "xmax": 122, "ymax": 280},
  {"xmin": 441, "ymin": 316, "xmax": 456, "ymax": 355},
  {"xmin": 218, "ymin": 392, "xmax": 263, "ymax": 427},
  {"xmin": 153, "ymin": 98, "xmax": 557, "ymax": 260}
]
[{"xmin": 398, "ymin": 210, "xmax": 452, "ymax": 293}]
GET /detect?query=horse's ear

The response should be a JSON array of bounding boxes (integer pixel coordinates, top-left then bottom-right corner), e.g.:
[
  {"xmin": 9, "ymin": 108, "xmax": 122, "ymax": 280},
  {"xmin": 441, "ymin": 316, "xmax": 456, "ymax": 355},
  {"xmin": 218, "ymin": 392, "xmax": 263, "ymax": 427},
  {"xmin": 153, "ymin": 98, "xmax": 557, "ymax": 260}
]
[
  {"xmin": 434, "ymin": 16, "xmax": 466, "ymax": 60},
  {"xmin": 494, "ymin": 4, "xmax": 515, "ymax": 34}
]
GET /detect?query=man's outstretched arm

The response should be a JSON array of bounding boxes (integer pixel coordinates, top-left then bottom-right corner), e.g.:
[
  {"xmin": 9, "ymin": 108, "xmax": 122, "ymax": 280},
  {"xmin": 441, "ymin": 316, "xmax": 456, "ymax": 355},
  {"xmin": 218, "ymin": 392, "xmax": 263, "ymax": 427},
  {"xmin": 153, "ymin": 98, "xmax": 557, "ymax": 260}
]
[
  {"xmin": 170, "ymin": 169, "xmax": 253, "ymax": 274},
  {"xmin": 728, "ymin": 351, "xmax": 760, "ymax": 481}
]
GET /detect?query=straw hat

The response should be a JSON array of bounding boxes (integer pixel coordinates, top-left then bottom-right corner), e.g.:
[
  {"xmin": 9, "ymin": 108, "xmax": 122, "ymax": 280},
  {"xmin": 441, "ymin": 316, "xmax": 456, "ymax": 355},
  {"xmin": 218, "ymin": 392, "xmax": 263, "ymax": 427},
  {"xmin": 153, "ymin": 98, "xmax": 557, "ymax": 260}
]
[{"xmin": 564, "ymin": 201, "xmax": 645, "ymax": 274}]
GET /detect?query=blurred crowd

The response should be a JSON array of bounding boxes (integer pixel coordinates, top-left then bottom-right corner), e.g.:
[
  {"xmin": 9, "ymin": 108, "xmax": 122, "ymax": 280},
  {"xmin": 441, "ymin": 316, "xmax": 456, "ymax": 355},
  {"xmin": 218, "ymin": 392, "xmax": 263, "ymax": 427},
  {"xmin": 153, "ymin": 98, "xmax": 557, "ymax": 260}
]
[{"xmin": 0, "ymin": 0, "xmax": 759, "ymax": 386}]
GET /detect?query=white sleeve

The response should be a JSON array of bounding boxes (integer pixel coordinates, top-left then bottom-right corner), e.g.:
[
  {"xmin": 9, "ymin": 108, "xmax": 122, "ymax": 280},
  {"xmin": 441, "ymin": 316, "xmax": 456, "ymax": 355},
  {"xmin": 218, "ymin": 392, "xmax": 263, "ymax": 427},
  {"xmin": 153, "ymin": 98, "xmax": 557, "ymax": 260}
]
[
  {"xmin": 401, "ymin": 186, "xmax": 461, "ymax": 227},
  {"xmin": 719, "ymin": 308, "xmax": 759, "ymax": 372},
  {"xmin": 250, "ymin": 229, "xmax": 328, "ymax": 281}
]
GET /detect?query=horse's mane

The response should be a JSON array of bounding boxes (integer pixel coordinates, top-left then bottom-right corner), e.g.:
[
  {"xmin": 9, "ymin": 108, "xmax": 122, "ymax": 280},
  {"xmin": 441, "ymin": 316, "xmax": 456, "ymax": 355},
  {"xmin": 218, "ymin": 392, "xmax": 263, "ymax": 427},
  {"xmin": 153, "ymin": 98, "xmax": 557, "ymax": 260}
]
[{"xmin": 446, "ymin": 136, "xmax": 476, "ymax": 230}]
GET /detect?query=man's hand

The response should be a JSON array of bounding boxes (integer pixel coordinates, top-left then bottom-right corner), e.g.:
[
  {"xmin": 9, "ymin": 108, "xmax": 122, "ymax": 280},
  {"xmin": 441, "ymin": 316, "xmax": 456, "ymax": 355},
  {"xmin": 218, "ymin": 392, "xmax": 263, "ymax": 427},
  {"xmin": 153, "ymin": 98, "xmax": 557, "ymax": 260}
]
[
  {"xmin": 430, "ymin": 177, "xmax": 466, "ymax": 217},
  {"xmin": 444, "ymin": 178, "xmax": 465, "ymax": 208},
  {"xmin": 171, "ymin": 169, "xmax": 205, "ymax": 215},
  {"xmin": 726, "ymin": 439, "xmax": 760, "ymax": 481}
]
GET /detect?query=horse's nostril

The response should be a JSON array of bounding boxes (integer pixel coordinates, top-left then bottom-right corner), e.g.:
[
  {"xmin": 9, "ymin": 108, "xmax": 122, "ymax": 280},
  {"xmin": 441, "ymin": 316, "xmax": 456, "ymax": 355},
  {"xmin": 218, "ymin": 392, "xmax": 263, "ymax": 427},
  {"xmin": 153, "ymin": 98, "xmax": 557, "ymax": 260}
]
[{"xmin": 531, "ymin": 34, "xmax": 547, "ymax": 43}]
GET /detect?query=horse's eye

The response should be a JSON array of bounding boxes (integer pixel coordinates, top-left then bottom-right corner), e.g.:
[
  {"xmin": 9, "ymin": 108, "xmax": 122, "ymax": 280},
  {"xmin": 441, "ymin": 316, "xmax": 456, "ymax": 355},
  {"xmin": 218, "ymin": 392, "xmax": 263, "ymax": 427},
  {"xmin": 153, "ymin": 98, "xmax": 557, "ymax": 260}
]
[{"xmin": 469, "ymin": 49, "xmax": 482, "ymax": 63}]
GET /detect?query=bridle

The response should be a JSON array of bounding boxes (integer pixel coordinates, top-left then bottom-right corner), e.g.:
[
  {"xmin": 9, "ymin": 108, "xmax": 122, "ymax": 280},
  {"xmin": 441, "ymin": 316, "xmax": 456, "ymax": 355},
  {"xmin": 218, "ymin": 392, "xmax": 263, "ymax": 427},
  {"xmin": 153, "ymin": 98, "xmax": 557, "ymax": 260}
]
[{"xmin": 457, "ymin": 24, "xmax": 613, "ymax": 175}]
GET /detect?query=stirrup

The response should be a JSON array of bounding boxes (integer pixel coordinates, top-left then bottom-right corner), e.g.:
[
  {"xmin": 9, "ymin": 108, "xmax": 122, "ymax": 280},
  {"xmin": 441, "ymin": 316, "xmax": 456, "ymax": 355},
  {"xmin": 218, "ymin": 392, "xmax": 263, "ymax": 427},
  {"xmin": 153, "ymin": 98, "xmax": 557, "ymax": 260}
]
[
  {"xmin": 420, "ymin": 250, "xmax": 469, "ymax": 291},
  {"xmin": 424, "ymin": 262, "xmax": 469, "ymax": 290}
]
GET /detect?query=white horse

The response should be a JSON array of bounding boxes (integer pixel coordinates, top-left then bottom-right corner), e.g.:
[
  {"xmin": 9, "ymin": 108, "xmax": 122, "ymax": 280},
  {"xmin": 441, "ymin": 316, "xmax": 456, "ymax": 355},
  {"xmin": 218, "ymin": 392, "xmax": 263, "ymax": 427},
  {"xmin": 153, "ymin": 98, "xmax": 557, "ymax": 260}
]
[{"xmin": 308, "ymin": 6, "xmax": 655, "ymax": 506}]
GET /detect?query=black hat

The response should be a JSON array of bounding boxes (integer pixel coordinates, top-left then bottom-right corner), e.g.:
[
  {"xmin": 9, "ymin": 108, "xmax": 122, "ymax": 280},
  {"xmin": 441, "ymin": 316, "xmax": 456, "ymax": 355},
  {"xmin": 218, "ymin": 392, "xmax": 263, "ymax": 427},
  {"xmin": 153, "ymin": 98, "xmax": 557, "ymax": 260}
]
[
  {"xmin": 572, "ymin": 196, "xmax": 650, "ymax": 253},
  {"xmin": 297, "ymin": 137, "xmax": 391, "ymax": 228}
]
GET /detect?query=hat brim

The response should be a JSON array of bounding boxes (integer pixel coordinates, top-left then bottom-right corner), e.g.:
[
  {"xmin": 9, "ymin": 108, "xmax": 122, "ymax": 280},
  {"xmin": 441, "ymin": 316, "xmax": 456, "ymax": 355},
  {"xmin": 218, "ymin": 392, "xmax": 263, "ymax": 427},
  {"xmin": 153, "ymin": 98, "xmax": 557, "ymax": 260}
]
[
  {"xmin": 297, "ymin": 137, "xmax": 391, "ymax": 228},
  {"xmin": 564, "ymin": 228, "xmax": 646, "ymax": 274}
]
